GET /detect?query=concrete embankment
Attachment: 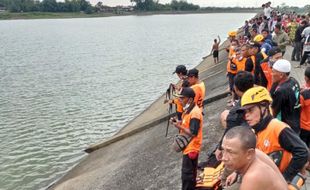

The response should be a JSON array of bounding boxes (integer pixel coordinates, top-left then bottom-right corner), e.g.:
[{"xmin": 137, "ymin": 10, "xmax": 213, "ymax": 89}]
[
  {"xmin": 47, "ymin": 20, "xmax": 310, "ymax": 188},
  {"xmin": 47, "ymin": 37, "xmax": 231, "ymax": 190}
]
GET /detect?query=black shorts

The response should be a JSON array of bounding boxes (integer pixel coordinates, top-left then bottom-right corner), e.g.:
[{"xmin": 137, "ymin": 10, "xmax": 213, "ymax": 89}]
[{"xmin": 213, "ymin": 50, "xmax": 219, "ymax": 58}]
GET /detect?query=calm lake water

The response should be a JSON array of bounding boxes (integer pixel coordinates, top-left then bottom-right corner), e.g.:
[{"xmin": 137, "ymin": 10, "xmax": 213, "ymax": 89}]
[{"xmin": 0, "ymin": 13, "xmax": 254, "ymax": 190}]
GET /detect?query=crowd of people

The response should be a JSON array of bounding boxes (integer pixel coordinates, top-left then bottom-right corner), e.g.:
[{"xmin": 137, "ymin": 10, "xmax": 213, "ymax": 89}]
[{"xmin": 166, "ymin": 2, "xmax": 310, "ymax": 190}]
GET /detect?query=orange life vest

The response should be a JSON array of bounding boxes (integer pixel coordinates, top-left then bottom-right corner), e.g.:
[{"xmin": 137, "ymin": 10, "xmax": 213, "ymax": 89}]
[
  {"xmin": 300, "ymin": 90, "xmax": 310, "ymax": 131},
  {"xmin": 191, "ymin": 82, "xmax": 205, "ymax": 109},
  {"xmin": 227, "ymin": 46, "xmax": 236, "ymax": 73},
  {"xmin": 230, "ymin": 57, "xmax": 247, "ymax": 74},
  {"xmin": 236, "ymin": 57, "xmax": 247, "ymax": 71},
  {"xmin": 173, "ymin": 98, "xmax": 183, "ymax": 113},
  {"xmin": 250, "ymin": 52, "xmax": 267, "ymax": 74},
  {"xmin": 198, "ymin": 81, "xmax": 206, "ymax": 105},
  {"xmin": 260, "ymin": 61, "xmax": 273, "ymax": 91},
  {"xmin": 256, "ymin": 119, "xmax": 292, "ymax": 173},
  {"xmin": 181, "ymin": 105, "xmax": 203, "ymax": 155}
]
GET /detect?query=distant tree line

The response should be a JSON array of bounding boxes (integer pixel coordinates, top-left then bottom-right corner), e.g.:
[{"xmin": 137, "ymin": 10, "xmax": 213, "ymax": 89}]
[
  {"xmin": 0, "ymin": 0, "xmax": 94, "ymax": 13},
  {"xmin": 276, "ymin": 3, "xmax": 310, "ymax": 14},
  {"xmin": 0, "ymin": 0, "xmax": 308, "ymax": 14},
  {"xmin": 130, "ymin": 0, "xmax": 200, "ymax": 11}
]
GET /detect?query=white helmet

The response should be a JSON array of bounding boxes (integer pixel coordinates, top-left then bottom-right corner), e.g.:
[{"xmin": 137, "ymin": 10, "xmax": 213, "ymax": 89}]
[{"xmin": 272, "ymin": 59, "xmax": 291, "ymax": 73}]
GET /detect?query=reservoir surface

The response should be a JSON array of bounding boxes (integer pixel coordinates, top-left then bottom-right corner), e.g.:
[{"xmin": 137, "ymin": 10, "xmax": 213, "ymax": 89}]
[{"xmin": 0, "ymin": 13, "xmax": 254, "ymax": 190}]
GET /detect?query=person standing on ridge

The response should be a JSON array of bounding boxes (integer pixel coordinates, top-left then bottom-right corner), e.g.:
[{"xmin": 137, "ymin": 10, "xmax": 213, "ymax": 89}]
[
  {"xmin": 253, "ymin": 34, "xmax": 271, "ymax": 54},
  {"xmin": 211, "ymin": 35, "xmax": 221, "ymax": 64},
  {"xmin": 165, "ymin": 65, "xmax": 188, "ymax": 121},
  {"xmin": 272, "ymin": 23, "xmax": 290, "ymax": 56},
  {"xmin": 216, "ymin": 71, "xmax": 254, "ymax": 190},
  {"xmin": 260, "ymin": 47, "xmax": 283, "ymax": 91},
  {"xmin": 270, "ymin": 59, "xmax": 301, "ymax": 134},
  {"xmin": 300, "ymin": 67, "xmax": 310, "ymax": 147},
  {"xmin": 172, "ymin": 65, "xmax": 188, "ymax": 91},
  {"xmin": 187, "ymin": 68, "xmax": 206, "ymax": 112},
  {"xmin": 245, "ymin": 42, "xmax": 267, "ymax": 85},
  {"xmin": 170, "ymin": 87, "xmax": 203, "ymax": 190},
  {"xmin": 226, "ymin": 39, "xmax": 238, "ymax": 105}
]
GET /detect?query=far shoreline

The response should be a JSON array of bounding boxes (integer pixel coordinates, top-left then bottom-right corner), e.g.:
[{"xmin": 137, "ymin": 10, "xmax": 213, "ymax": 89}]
[{"xmin": 0, "ymin": 10, "xmax": 259, "ymax": 21}]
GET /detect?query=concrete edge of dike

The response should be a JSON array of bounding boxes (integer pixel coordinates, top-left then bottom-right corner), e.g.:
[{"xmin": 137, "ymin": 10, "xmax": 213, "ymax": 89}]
[
  {"xmin": 84, "ymin": 23, "xmax": 248, "ymax": 153},
  {"xmin": 84, "ymin": 34, "xmax": 240, "ymax": 153},
  {"xmin": 84, "ymin": 91, "xmax": 230, "ymax": 153},
  {"xmin": 46, "ymin": 15, "xmax": 255, "ymax": 189}
]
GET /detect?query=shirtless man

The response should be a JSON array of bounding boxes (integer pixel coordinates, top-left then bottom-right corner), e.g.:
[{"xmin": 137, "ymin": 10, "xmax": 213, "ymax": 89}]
[
  {"xmin": 221, "ymin": 126, "xmax": 288, "ymax": 190},
  {"xmin": 211, "ymin": 35, "xmax": 221, "ymax": 64}
]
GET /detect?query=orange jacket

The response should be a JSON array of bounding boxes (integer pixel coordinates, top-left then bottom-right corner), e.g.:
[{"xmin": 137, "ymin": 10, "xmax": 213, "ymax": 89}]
[
  {"xmin": 230, "ymin": 57, "xmax": 247, "ymax": 74},
  {"xmin": 227, "ymin": 46, "xmax": 236, "ymax": 73},
  {"xmin": 235, "ymin": 57, "xmax": 247, "ymax": 71},
  {"xmin": 172, "ymin": 98, "xmax": 183, "ymax": 113},
  {"xmin": 256, "ymin": 119, "xmax": 292, "ymax": 173},
  {"xmin": 198, "ymin": 81, "xmax": 206, "ymax": 105},
  {"xmin": 181, "ymin": 105, "xmax": 203, "ymax": 155},
  {"xmin": 260, "ymin": 61, "xmax": 273, "ymax": 91},
  {"xmin": 191, "ymin": 81, "xmax": 205, "ymax": 109},
  {"xmin": 300, "ymin": 89, "xmax": 310, "ymax": 131}
]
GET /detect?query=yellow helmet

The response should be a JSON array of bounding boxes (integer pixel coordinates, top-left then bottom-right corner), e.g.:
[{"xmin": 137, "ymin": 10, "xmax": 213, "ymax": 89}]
[
  {"xmin": 228, "ymin": 31, "xmax": 237, "ymax": 37},
  {"xmin": 241, "ymin": 86, "xmax": 272, "ymax": 107},
  {"xmin": 253, "ymin": 34, "xmax": 264, "ymax": 42}
]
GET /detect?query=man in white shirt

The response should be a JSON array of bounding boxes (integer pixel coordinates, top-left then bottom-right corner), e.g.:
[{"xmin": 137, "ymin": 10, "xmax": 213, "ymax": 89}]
[
  {"xmin": 302, "ymin": 26, "xmax": 310, "ymax": 40},
  {"xmin": 264, "ymin": 2, "xmax": 272, "ymax": 20}
]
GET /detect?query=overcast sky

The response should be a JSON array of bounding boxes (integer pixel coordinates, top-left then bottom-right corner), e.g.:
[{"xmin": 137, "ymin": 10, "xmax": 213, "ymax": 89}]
[{"xmin": 88, "ymin": 0, "xmax": 309, "ymax": 7}]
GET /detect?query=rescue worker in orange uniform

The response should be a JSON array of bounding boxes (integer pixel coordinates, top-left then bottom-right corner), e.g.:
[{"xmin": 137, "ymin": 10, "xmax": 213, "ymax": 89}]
[
  {"xmin": 226, "ymin": 39, "xmax": 239, "ymax": 106},
  {"xmin": 187, "ymin": 69, "xmax": 206, "ymax": 112},
  {"xmin": 245, "ymin": 41, "xmax": 267, "ymax": 85},
  {"xmin": 165, "ymin": 80, "xmax": 190, "ymax": 120},
  {"xmin": 238, "ymin": 86, "xmax": 308, "ymax": 183},
  {"xmin": 171, "ymin": 87, "xmax": 203, "ymax": 190},
  {"xmin": 231, "ymin": 48, "xmax": 247, "ymax": 72},
  {"xmin": 165, "ymin": 65, "xmax": 188, "ymax": 120},
  {"xmin": 260, "ymin": 47, "xmax": 283, "ymax": 91},
  {"xmin": 300, "ymin": 67, "xmax": 310, "ymax": 147}
]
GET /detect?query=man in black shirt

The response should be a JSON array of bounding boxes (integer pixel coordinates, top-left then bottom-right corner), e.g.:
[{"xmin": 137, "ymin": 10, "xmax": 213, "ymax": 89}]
[
  {"xmin": 270, "ymin": 59, "xmax": 301, "ymax": 134},
  {"xmin": 217, "ymin": 71, "xmax": 254, "ymax": 158},
  {"xmin": 292, "ymin": 20, "xmax": 308, "ymax": 61},
  {"xmin": 216, "ymin": 71, "xmax": 255, "ymax": 189}
]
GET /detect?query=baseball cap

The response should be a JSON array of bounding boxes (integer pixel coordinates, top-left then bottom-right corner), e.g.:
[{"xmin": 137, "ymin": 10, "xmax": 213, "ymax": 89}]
[
  {"xmin": 187, "ymin": 68, "xmax": 199, "ymax": 78},
  {"xmin": 176, "ymin": 87, "xmax": 195, "ymax": 98},
  {"xmin": 173, "ymin": 65, "xmax": 187, "ymax": 74},
  {"xmin": 272, "ymin": 59, "xmax": 291, "ymax": 73}
]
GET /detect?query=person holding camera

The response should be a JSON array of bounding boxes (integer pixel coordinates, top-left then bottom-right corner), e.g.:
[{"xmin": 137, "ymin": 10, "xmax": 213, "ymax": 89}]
[{"xmin": 170, "ymin": 87, "xmax": 203, "ymax": 190}]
